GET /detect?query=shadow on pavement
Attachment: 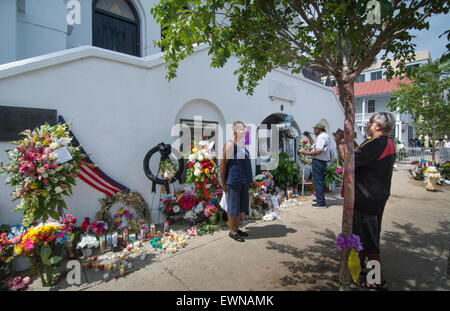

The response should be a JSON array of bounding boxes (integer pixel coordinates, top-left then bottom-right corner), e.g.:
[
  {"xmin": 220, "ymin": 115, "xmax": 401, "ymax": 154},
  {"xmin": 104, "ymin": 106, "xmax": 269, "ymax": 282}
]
[
  {"xmin": 265, "ymin": 229, "xmax": 340, "ymax": 290},
  {"xmin": 381, "ymin": 220, "xmax": 450, "ymax": 291},
  {"xmin": 243, "ymin": 224, "xmax": 297, "ymax": 240}
]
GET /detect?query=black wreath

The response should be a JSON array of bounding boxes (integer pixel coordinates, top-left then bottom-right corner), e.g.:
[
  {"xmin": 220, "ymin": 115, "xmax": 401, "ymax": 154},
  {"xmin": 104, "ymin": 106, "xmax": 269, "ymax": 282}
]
[{"xmin": 143, "ymin": 143, "xmax": 184, "ymax": 194}]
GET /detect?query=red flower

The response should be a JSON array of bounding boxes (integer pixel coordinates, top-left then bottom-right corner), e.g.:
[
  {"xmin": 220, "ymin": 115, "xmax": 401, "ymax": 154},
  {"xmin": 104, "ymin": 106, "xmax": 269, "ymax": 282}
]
[
  {"xmin": 189, "ymin": 162, "xmax": 194, "ymax": 167},
  {"xmin": 164, "ymin": 199, "xmax": 171, "ymax": 204},
  {"xmin": 196, "ymin": 185, "xmax": 200, "ymax": 189},
  {"xmin": 167, "ymin": 206, "xmax": 173, "ymax": 213}
]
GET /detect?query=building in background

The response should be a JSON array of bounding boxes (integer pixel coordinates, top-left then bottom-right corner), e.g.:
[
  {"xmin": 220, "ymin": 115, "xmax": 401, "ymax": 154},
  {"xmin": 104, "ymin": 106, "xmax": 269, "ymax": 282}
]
[{"xmin": 322, "ymin": 51, "xmax": 432, "ymax": 145}]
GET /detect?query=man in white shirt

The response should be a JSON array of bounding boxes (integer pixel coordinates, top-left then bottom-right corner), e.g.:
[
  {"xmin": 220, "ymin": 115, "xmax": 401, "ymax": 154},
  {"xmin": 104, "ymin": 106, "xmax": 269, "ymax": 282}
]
[
  {"xmin": 300, "ymin": 122, "xmax": 331, "ymax": 208},
  {"xmin": 445, "ymin": 137, "xmax": 450, "ymax": 149}
]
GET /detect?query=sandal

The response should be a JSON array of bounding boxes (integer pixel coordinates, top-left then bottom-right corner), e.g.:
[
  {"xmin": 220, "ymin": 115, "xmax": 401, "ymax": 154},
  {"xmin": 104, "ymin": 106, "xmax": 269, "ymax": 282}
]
[{"xmin": 356, "ymin": 272, "xmax": 389, "ymax": 291}]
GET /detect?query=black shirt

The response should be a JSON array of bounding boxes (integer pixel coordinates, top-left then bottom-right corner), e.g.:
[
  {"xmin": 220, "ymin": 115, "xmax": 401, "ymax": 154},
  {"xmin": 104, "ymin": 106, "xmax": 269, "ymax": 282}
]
[{"xmin": 355, "ymin": 136, "xmax": 396, "ymax": 214}]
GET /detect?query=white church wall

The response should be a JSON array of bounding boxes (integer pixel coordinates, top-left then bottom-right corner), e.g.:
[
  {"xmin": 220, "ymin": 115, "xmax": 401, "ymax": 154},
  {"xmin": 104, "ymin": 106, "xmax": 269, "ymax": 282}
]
[{"xmin": 0, "ymin": 46, "xmax": 344, "ymax": 228}]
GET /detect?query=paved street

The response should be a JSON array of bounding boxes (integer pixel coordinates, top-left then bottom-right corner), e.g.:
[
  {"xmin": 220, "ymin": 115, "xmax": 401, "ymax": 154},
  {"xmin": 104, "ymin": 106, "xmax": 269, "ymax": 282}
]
[{"xmin": 27, "ymin": 164, "xmax": 450, "ymax": 291}]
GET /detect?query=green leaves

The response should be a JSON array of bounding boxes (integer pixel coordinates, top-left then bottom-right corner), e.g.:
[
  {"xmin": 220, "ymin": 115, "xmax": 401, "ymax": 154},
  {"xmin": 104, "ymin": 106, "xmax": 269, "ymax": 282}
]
[
  {"xmin": 40, "ymin": 245, "xmax": 52, "ymax": 265},
  {"xmin": 388, "ymin": 59, "xmax": 450, "ymax": 139},
  {"xmin": 152, "ymin": 0, "xmax": 448, "ymax": 93}
]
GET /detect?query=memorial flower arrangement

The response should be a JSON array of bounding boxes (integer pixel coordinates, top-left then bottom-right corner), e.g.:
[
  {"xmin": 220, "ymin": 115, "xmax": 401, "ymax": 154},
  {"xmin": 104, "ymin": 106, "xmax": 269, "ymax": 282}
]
[
  {"xmin": 178, "ymin": 191, "xmax": 195, "ymax": 212},
  {"xmin": 297, "ymin": 139, "xmax": 312, "ymax": 165},
  {"xmin": 81, "ymin": 217, "xmax": 107, "ymax": 235},
  {"xmin": 76, "ymin": 234, "xmax": 99, "ymax": 250},
  {"xmin": 185, "ymin": 139, "xmax": 219, "ymax": 202},
  {"xmin": 161, "ymin": 197, "xmax": 182, "ymax": 220},
  {"xmin": 160, "ymin": 158, "xmax": 177, "ymax": 180},
  {"xmin": 325, "ymin": 164, "xmax": 344, "ymax": 189},
  {"xmin": 204, "ymin": 204, "xmax": 218, "ymax": 217},
  {"xmin": 112, "ymin": 207, "xmax": 132, "ymax": 228},
  {"xmin": 409, "ymin": 162, "xmax": 425, "ymax": 180},
  {"xmin": 0, "ymin": 122, "xmax": 86, "ymax": 226},
  {"xmin": 0, "ymin": 233, "xmax": 16, "ymax": 265},
  {"xmin": 14, "ymin": 221, "xmax": 73, "ymax": 286}
]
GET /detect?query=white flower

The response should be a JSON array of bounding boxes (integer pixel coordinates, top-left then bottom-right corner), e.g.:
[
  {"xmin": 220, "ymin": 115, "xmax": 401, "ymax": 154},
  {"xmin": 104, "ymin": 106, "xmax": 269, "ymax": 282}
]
[
  {"xmin": 173, "ymin": 205, "xmax": 181, "ymax": 213},
  {"xmin": 194, "ymin": 169, "xmax": 201, "ymax": 177},
  {"xmin": 38, "ymin": 167, "xmax": 46, "ymax": 174},
  {"xmin": 184, "ymin": 210, "xmax": 195, "ymax": 220},
  {"xmin": 49, "ymin": 143, "xmax": 59, "ymax": 150},
  {"xmin": 194, "ymin": 162, "xmax": 201, "ymax": 170},
  {"xmin": 197, "ymin": 154, "xmax": 204, "ymax": 161},
  {"xmin": 189, "ymin": 154, "xmax": 196, "ymax": 162},
  {"xmin": 55, "ymin": 186, "xmax": 63, "ymax": 194},
  {"xmin": 57, "ymin": 137, "xmax": 72, "ymax": 146},
  {"xmin": 49, "ymin": 152, "xmax": 57, "ymax": 161},
  {"xmin": 35, "ymin": 142, "xmax": 42, "ymax": 148},
  {"xmin": 42, "ymin": 173, "xmax": 48, "ymax": 178}
]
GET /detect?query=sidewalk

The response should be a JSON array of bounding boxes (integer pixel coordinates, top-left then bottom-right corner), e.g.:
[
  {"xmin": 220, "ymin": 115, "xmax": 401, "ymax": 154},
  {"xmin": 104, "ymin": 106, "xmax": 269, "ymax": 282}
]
[{"xmin": 27, "ymin": 164, "xmax": 450, "ymax": 291}]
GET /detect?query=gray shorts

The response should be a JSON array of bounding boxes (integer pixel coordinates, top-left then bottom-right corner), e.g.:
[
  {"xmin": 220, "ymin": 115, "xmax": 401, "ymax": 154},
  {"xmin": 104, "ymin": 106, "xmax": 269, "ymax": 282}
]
[{"xmin": 226, "ymin": 184, "xmax": 249, "ymax": 217}]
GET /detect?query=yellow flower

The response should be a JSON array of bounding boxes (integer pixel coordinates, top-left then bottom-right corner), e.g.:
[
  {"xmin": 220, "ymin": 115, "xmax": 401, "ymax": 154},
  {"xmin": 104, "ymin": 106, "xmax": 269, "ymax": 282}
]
[
  {"xmin": 195, "ymin": 178, "xmax": 199, "ymax": 182},
  {"xmin": 5, "ymin": 257, "xmax": 11, "ymax": 263},
  {"xmin": 118, "ymin": 208, "xmax": 124, "ymax": 215},
  {"xmin": 205, "ymin": 168, "xmax": 210, "ymax": 175},
  {"xmin": 43, "ymin": 139, "xmax": 49, "ymax": 146},
  {"xmin": 30, "ymin": 182, "xmax": 38, "ymax": 190},
  {"xmin": 115, "ymin": 218, "xmax": 121, "ymax": 222},
  {"xmin": 40, "ymin": 190, "xmax": 47, "ymax": 197},
  {"xmin": 192, "ymin": 148, "xmax": 197, "ymax": 153}
]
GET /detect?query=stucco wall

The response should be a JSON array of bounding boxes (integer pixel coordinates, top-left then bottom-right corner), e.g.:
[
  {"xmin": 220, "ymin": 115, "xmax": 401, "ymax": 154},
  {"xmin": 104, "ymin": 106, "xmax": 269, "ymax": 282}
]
[{"xmin": 0, "ymin": 46, "xmax": 345, "ymax": 227}]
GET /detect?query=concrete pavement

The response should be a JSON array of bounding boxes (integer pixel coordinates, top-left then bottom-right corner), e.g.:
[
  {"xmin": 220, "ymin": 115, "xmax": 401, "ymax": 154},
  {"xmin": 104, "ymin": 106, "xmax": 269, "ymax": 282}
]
[{"xmin": 27, "ymin": 164, "xmax": 450, "ymax": 291}]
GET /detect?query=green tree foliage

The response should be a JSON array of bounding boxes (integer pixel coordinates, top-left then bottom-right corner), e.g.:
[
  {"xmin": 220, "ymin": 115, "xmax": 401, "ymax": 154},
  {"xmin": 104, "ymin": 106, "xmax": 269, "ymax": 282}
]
[{"xmin": 389, "ymin": 59, "xmax": 450, "ymax": 163}]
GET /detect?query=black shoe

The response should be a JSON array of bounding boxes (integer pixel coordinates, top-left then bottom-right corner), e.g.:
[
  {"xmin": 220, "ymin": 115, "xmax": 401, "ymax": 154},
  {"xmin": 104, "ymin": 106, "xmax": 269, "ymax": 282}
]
[
  {"xmin": 312, "ymin": 203, "xmax": 328, "ymax": 209},
  {"xmin": 229, "ymin": 232, "xmax": 245, "ymax": 242},
  {"xmin": 237, "ymin": 230, "xmax": 248, "ymax": 237}
]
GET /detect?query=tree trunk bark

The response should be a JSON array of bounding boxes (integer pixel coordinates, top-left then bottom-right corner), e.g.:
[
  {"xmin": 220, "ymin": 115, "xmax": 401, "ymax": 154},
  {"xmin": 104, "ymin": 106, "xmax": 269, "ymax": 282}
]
[{"xmin": 338, "ymin": 81, "xmax": 356, "ymax": 291}]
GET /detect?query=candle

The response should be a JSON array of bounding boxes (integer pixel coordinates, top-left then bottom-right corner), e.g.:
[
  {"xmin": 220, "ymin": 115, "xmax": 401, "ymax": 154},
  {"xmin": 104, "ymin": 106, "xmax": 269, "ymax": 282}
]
[
  {"xmin": 113, "ymin": 264, "xmax": 117, "ymax": 270},
  {"xmin": 120, "ymin": 268, "xmax": 125, "ymax": 276}
]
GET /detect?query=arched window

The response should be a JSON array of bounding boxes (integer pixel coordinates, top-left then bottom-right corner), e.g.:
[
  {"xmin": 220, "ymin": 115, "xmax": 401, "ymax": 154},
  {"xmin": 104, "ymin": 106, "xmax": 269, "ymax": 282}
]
[{"xmin": 93, "ymin": 0, "xmax": 140, "ymax": 57}]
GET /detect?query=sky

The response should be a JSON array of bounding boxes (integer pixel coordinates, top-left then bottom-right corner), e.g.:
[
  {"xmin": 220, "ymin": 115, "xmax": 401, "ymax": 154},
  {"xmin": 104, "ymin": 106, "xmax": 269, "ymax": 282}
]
[{"xmin": 409, "ymin": 13, "xmax": 449, "ymax": 61}]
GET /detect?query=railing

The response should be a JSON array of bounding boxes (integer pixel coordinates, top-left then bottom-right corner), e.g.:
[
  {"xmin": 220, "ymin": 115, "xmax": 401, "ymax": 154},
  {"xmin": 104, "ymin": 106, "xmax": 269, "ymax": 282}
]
[{"xmin": 397, "ymin": 147, "xmax": 450, "ymax": 163}]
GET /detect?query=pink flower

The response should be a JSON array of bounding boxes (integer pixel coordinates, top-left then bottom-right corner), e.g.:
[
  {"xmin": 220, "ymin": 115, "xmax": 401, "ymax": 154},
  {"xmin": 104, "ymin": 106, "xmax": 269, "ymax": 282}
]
[
  {"xmin": 24, "ymin": 242, "xmax": 35, "ymax": 250},
  {"xmin": 22, "ymin": 277, "xmax": 31, "ymax": 285}
]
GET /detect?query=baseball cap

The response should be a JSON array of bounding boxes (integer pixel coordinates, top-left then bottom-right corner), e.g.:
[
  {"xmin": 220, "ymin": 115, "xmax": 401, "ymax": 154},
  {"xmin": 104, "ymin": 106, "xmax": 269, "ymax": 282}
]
[{"xmin": 313, "ymin": 122, "xmax": 326, "ymax": 130}]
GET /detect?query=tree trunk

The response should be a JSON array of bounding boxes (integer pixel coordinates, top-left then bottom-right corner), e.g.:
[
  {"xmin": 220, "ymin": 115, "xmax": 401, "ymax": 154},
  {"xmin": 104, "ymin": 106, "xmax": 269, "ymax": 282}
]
[
  {"xmin": 338, "ymin": 81, "xmax": 356, "ymax": 291},
  {"xmin": 431, "ymin": 130, "xmax": 436, "ymax": 165}
]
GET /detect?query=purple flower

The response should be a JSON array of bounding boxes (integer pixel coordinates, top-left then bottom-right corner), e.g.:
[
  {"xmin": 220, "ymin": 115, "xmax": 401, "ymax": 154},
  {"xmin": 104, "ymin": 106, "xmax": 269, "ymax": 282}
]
[{"xmin": 334, "ymin": 234, "xmax": 363, "ymax": 252}]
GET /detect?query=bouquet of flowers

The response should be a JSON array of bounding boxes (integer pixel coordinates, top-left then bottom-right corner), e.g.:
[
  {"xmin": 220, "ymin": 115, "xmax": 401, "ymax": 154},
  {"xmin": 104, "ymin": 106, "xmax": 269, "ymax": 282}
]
[
  {"xmin": 76, "ymin": 234, "xmax": 99, "ymax": 250},
  {"xmin": 185, "ymin": 139, "xmax": 219, "ymax": 202},
  {"xmin": 113, "ymin": 207, "xmax": 132, "ymax": 229},
  {"xmin": 161, "ymin": 197, "xmax": 182, "ymax": 220},
  {"xmin": 160, "ymin": 158, "xmax": 177, "ymax": 180},
  {"xmin": 297, "ymin": 139, "xmax": 312, "ymax": 165},
  {"xmin": 81, "ymin": 217, "xmax": 107, "ymax": 235},
  {"xmin": 178, "ymin": 193, "xmax": 195, "ymax": 212},
  {"xmin": 0, "ymin": 122, "xmax": 86, "ymax": 226},
  {"xmin": 325, "ymin": 164, "xmax": 344, "ymax": 189},
  {"xmin": 14, "ymin": 221, "xmax": 73, "ymax": 286},
  {"xmin": 409, "ymin": 163, "xmax": 425, "ymax": 180},
  {"xmin": 0, "ymin": 232, "xmax": 19, "ymax": 279},
  {"xmin": 204, "ymin": 205, "xmax": 218, "ymax": 217}
]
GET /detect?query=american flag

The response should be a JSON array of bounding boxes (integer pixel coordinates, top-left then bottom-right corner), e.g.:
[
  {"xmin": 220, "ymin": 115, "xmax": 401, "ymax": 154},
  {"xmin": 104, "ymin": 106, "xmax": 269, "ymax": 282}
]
[{"xmin": 58, "ymin": 115, "xmax": 130, "ymax": 196}]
